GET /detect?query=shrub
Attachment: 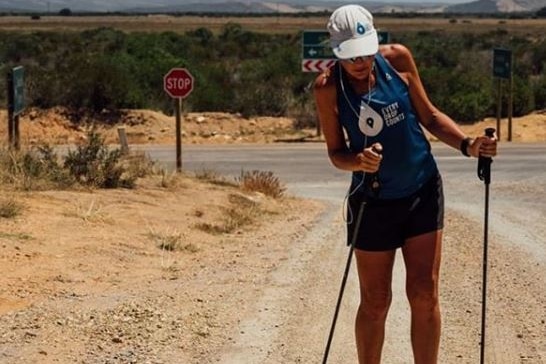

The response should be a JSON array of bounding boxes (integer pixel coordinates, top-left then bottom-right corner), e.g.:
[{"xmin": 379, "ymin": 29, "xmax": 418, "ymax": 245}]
[
  {"xmin": 0, "ymin": 198, "xmax": 23, "ymax": 219},
  {"xmin": 64, "ymin": 130, "xmax": 144, "ymax": 188},
  {"xmin": 0, "ymin": 133, "xmax": 152, "ymax": 191},
  {"xmin": 59, "ymin": 8, "xmax": 72, "ymax": 16},
  {"xmin": 533, "ymin": 76, "xmax": 546, "ymax": 109},
  {"xmin": 237, "ymin": 170, "xmax": 286, "ymax": 198},
  {"xmin": 0, "ymin": 145, "xmax": 73, "ymax": 190},
  {"xmin": 64, "ymin": 131, "xmax": 123, "ymax": 188},
  {"xmin": 1, "ymin": 26, "xmax": 545, "ymax": 122}
]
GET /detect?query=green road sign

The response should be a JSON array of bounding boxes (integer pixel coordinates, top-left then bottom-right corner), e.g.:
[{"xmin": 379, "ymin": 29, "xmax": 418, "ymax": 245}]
[
  {"xmin": 11, "ymin": 66, "xmax": 25, "ymax": 115},
  {"xmin": 377, "ymin": 30, "xmax": 391, "ymax": 44},
  {"xmin": 303, "ymin": 30, "xmax": 330, "ymax": 47},
  {"xmin": 302, "ymin": 29, "xmax": 390, "ymax": 60},
  {"xmin": 303, "ymin": 46, "xmax": 335, "ymax": 59},
  {"xmin": 302, "ymin": 30, "xmax": 334, "ymax": 60},
  {"xmin": 493, "ymin": 48, "xmax": 512, "ymax": 79},
  {"xmin": 302, "ymin": 29, "xmax": 390, "ymax": 61},
  {"xmin": 378, "ymin": 31, "xmax": 390, "ymax": 44}
]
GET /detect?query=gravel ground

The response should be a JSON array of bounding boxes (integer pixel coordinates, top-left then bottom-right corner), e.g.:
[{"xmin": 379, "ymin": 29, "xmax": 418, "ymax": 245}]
[
  {"xmin": 0, "ymin": 109, "xmax": 544, "ymax": 363},
  {"xmin": 1, "ymin": 197, "xmax": 543, "ymax": 363}
]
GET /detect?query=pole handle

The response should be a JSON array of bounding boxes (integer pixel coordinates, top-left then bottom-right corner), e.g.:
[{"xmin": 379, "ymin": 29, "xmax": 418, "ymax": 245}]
[
  {"xmin": 484, "ymin": 127, "xmax": 496, "ymax": 138},
  {"xmin": 477, "ymin": 128, "xmax": 495, "ymax": 185}
]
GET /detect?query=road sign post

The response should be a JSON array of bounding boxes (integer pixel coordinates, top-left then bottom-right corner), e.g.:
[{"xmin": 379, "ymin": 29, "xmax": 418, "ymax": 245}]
[
  {"xmin": 7, "ymin": 66, "xmax": 24, "ymax": 150},
  {"xmin": 493, "ymin": 48, "xmax": 513, "ymax": 141},
  {"xmin": 164, "ymin": 68, "xmax": 194, "ymax": 172}
]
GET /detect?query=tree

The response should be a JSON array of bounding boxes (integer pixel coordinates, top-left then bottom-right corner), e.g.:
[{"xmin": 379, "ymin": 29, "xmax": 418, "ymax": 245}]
[{"xmin": 59, "ymin": 8, "xmax": 72, "ymax": 16}]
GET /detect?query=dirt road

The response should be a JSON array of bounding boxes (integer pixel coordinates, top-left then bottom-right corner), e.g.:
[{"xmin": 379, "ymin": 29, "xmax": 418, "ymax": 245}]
[
  {"xmin": 210, "ymin": 207, "xmax": 545, "ymax": 363},
  {"xmin": 2, "ymin": 190, "xmax": 543, "ymax": 363},
  {"xmin": 0, "ymin": 109, "xmax": 544, "ymax": 363}
]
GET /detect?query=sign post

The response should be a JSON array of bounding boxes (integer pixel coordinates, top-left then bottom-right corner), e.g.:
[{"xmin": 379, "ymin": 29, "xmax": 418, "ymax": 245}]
[
  {"xmin": 7, "ymin": 66, "xmax": 25, "ymax": 150},
  {"xmin": 163, "ymin": 68, "xmax": 194, "ymax": 172},
  {"xmin": 493, "ymin": 48, "xmax": 513, "ymax": 141}
]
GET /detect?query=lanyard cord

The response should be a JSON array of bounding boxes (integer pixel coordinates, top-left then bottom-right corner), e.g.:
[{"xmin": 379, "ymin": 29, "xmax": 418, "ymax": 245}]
[{"xmin": 338, "ymin": 62, "xmax": 376, "ymax": 224}]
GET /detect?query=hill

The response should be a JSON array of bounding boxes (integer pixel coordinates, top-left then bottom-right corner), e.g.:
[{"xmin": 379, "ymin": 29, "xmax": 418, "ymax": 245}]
[{"xmin": 1, "ymin": 0, "xmax": 545, "ymax": 13}]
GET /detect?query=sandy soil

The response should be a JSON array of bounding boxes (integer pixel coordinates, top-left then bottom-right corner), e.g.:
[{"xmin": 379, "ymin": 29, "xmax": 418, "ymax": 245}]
[
  {"xmin": 1, "ymin": 107, "xmax": 545, "ymax": 146},
  {"xmin": 0, "ymin": 108, "xmax": 544, "ymax": 363}
]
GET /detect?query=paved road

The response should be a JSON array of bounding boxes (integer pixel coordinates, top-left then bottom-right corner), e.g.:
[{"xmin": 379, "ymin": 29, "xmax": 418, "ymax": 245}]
[{"xmin": 143, "ymin": 141, "xmax": 542, "ymax": 194}]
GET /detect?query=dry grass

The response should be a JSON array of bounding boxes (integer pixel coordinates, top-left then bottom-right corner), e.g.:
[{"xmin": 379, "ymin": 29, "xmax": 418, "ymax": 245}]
[
  {"xmin": 1, "ymin": 15, "xmax": 545, "ymax": 35},
  {"xmin": 194, "ymin": 169, "xmax": 237, "ymax": 187},
  {"xmin": 64, "ymin": 199, "xmax": 111, "ymax": 223},
  {"xmin": 195, "ymin": 192, "xmax": 262, "ymax": 235},
  {"xmin": 147, "ymin": 227, "xmax": 199, "ymax": 253},
  {"xmin": 237, "ymin": 170, "xmax": 286, "ymax": 199},
  {"xmin": 0, "ymin": 198, "xmax": 23, "ymax": 219},
  {"xmin": 0, "ymin": 231, "xmax": 32, "ymax": 240},
  {"xmin": 159, "ymin": 169, "xmax": 184, "ymax": 190}
]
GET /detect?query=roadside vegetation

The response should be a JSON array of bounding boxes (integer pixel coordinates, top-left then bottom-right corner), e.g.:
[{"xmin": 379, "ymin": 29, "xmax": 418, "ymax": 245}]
[
  {"xmin": 0, "ymin": 129, "xmax": 286, "ymax": 198},
  {"xmin": 0, "ymin": 129, "xmax": 288, "ymax": 251},
  {"xmin": 0, "ymin": 22, "xmax": 545, "ymax": 125},
  {"xmin": 0, "ymin": 130, "xmax": 154, "ymax": 190}
]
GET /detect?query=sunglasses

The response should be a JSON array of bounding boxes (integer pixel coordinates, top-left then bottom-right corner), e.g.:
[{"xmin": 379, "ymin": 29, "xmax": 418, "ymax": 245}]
[{"xmin": 343, "ymin": 55, "xmax": 375, "ymax": 64}]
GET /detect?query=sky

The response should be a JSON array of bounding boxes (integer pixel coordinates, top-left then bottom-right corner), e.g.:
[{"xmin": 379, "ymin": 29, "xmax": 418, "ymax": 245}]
[{"xmin": 1, "ymin": 0, "xmax": 478, "ymax": 12}]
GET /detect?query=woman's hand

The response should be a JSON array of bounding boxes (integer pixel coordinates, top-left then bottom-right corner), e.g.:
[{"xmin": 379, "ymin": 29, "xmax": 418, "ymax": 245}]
[
  {"xmin": 468, "ymin": 133, "xmax": 497, "ymax": 158},
  {"xmin": 356, "ymin": 143, "xmax": 383, "ymax": 172}
]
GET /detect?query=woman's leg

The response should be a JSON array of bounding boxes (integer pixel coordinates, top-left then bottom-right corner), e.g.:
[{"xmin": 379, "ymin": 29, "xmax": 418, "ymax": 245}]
[
  {"xmin": 402, "ymin": 230, "xmax": 443, "ymax": 364},
  {"xmin": 354, "ymin": 249, "xmax": 397, "ymax": 364}
]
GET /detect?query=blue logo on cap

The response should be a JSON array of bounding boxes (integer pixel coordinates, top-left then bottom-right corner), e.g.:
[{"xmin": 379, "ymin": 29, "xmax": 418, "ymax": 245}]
[{"xmin": 356, "ymin": 22, "xmax": 366, "ymax": 35}]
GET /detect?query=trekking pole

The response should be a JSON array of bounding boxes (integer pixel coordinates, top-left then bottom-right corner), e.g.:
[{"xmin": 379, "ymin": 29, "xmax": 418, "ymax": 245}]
[
  {"xmin": 322, "ymin": 146, "xmax": 381, "ymax": 364},
  {"xmin": 477, "ymin": 127, "xmax": 495, "ymax": 364},
  {"xmin": 321, "ymin": 200, "xmax": 366, "ymax": 364}
]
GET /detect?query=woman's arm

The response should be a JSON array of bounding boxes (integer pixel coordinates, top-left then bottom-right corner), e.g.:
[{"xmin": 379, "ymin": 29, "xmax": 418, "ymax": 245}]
[
  {"xmin": 382, "ymin": 44, "xmax": 496, "ymax": 158},
  {"xmin": 313, "ymin": 68, "xmax": 382, "ymax": 172}
]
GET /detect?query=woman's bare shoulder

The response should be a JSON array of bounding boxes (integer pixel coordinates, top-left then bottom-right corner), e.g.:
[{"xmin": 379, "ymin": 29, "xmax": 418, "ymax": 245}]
[
  {"xmin": 313, "ymin": 66, "xmax": 337, "ymax": 95},
  {"xmin": 379, "ymin": 44, "xmax": 416, "ymax": 73}
]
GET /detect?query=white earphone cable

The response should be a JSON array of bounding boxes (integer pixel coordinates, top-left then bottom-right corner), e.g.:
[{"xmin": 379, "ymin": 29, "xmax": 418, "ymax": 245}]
[{"xmin": 338, "ymin": 61, "xmax": 375, "ymax": 224}]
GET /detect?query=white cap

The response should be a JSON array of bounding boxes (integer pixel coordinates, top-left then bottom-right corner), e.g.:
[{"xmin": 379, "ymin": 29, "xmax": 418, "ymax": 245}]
[{"xmin": 327, "ymin": 5, "xmax": 379, "ymax": 60}]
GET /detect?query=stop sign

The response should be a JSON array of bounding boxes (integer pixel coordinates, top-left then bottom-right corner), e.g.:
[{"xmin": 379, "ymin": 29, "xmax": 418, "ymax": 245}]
[{"xmin": 164, "ymin": 68, "xmax": 194, "ymax": 99}]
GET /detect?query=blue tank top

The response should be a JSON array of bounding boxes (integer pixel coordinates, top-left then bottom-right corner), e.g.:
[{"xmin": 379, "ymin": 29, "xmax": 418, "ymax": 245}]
[{"xmin": 335, "ymin": 54, "xmax": 437, "ymax": 199}]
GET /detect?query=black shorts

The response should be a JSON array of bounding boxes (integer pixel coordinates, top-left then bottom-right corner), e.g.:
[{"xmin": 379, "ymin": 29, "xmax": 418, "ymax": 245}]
[{"xmin": 346, "ymin": 173, "xmax": 444, "ymax": 252}]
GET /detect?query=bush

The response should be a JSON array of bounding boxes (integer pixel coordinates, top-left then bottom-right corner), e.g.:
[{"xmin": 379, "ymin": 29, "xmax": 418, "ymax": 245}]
[
  {"xmin": 1, "ymin": 26, "xmax": 545, "ymax": 122},
  {"xmin": 64, "ymin": 131, "xmax": 128, "ymax": 188},
  {"xmin": 533, "ymin": 76, "xmax": 546, "ymax": 109},
  {"xmin": 0, "ymin": 145, "xmax": 73, "ymax": 190},
  {"xmin": 59, "ymin": 8, "xmax": 72, "ymax": 16},
  {"xmin": 0, "ymin": 132, "xmax": 153, "ymax": 190},
  {"xmin": 0, "ymin": 198, "xmax": 23, "ymax": 219},
  {"xmin": 237, "ymin": 170, "xmax": 286, "ymax": 198}
]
